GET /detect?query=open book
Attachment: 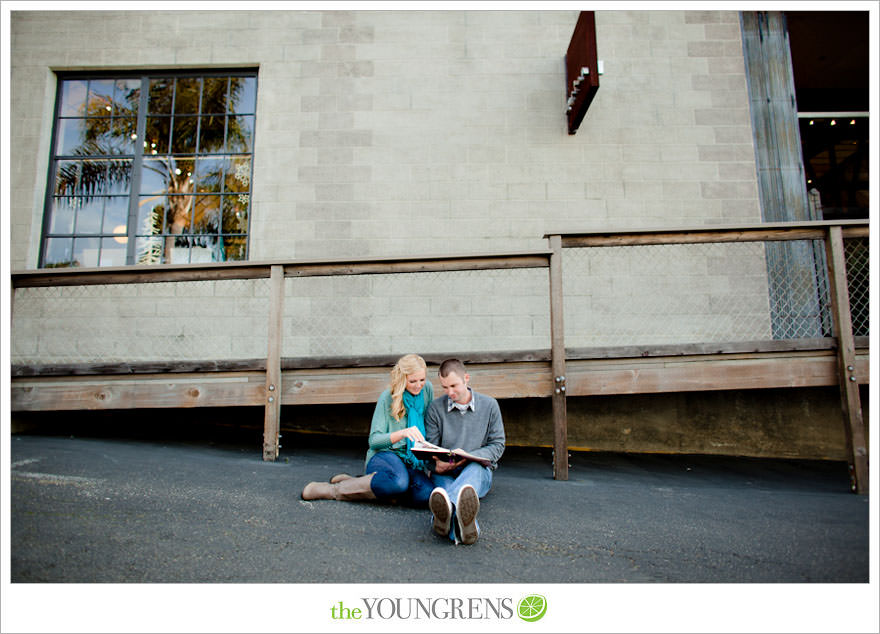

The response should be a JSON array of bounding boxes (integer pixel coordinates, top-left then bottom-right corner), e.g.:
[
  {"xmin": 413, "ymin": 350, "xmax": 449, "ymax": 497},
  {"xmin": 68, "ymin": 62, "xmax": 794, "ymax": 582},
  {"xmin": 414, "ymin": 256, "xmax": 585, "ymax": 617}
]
[{"xmin": 410, "ymin": 440, "xmax": 491, "ymax": 467}]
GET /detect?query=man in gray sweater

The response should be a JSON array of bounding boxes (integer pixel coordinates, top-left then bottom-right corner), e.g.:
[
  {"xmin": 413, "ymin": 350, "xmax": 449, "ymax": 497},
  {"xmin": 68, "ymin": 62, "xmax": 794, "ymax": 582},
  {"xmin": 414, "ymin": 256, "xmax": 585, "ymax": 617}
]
[{"xmin": 425, "ymin": 358, "xmax": 505, "ymax": 545}]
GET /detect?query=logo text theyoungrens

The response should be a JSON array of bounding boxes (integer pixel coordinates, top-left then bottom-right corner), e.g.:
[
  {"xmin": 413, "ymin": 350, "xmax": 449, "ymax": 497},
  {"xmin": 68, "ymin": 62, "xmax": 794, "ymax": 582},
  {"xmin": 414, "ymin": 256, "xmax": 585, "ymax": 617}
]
[{"xmin": 330, "ymin": 597, "xmax": 515, "ymax": 620}]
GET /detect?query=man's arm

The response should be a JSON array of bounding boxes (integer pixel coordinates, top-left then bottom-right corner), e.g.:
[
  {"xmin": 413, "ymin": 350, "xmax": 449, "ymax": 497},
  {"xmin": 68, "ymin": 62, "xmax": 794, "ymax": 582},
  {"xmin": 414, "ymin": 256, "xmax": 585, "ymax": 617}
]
[{"xmin": 461, "ymin": 397, "xmax": 505, "ymax": 467}]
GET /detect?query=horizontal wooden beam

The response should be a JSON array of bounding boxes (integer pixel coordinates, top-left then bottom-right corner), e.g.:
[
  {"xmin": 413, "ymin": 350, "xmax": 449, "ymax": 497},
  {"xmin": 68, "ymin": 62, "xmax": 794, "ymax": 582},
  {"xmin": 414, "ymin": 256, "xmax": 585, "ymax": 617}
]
[
  {"xmin": 546, "ymin": 220, "xmax": 868, "ymax": 248},
  {"xmin": 11, "ymin": 350, "xmax": 553, "ymax": 377},
  {"xmin": 285, "ymin": 253, "xmax": 550, "ymax": 277},
  {"xmin": 282, "ymin": 349, "xmax": 554, "ymax": 370},
  {"xmin": 12, "ymin": 338, "xmax": 869, "ymax": 377},
  {"xmin": 566, "ymin": 337, "xmax": 865, "ymax": 360},
  {"xmin": 10, "ymin": 349, "xmax": 868, "ymax": 412},
  {"xmin": 281, "ymin": 362, "xmax": 554, "ymax": 405},
  {"xmin": 11, "ymin": 250, "xmax": 551, "ymax": 288},
  {"xmin": 11, "ymin": 359, "xmax": 269, "ymax": 377},
  {"xmin": 11, "ymin": 265, "xmax": 273, "ymax": 288},
  {"xmin": 10, "ymin": 372, "xmax": 266, "ymax": 412},
  {"xmin": 564, "ymin": 350, "xmax": 870, "ymax": 397}
]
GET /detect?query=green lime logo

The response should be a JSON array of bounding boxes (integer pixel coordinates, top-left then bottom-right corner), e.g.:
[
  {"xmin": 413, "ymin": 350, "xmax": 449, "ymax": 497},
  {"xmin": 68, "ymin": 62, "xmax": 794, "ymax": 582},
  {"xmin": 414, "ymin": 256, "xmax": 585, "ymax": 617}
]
[{"xmin": 517, "ymin": 594, "xmax": 547, "ymax": 622}]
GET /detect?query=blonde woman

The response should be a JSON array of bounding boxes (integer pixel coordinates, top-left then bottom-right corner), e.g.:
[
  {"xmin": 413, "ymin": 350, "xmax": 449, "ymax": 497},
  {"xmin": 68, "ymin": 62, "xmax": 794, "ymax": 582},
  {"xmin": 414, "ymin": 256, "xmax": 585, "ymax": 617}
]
[{"xmin": 301, "ymin": 354, "xmax": 435, "ymax": 506}]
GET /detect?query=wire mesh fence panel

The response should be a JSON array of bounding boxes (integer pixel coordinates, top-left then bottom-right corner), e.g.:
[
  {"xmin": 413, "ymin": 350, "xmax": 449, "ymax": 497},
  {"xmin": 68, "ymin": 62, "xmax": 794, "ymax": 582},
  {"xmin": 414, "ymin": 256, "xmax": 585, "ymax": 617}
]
[
  {"xmin": 764, "ymin": 239, "xmax": 832, "ymax": 339},
  {"xmin": 11, "ymin": 278, "xmax": 270, "ymax": 365},
  {"xmin": 561, "ymin": 239, "xmax": 836, "ymax": 348},
  {"xmin": 844, "ymin": 236, "xmax": 869, "ymax": 337},
  {"xmin": 282, "ymin": 267, "xmax": 551, "ymax": 358},
  {"xmin": 10, "ymin": 233, "xmax": 865, "ymax": 368}
]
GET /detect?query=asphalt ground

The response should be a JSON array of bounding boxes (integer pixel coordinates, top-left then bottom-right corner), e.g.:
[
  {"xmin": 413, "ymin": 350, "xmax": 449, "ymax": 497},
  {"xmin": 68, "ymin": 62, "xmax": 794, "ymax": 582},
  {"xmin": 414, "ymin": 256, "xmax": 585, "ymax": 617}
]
[
  {"xmin": 4, "ymin": 429, "xmax": 877, "ymax": 632},
  {"xmin": 8, "ymin": 430, "xmax": 870, "ymax": 584}
]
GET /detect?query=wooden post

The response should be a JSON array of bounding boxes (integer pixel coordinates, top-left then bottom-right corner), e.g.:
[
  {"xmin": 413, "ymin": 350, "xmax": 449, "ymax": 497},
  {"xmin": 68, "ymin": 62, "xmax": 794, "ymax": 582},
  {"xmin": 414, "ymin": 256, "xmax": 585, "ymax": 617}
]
[
  {"xmin": 548, "ymin": 235, "xmax": 569, "ymax": 480},
  {"xmin": 824, "ymin": 226, "xmax": 868, "ymax": 494},
  {"xmin": 263, "ymin": 265, "xmax": 284, "ymax": 461}
]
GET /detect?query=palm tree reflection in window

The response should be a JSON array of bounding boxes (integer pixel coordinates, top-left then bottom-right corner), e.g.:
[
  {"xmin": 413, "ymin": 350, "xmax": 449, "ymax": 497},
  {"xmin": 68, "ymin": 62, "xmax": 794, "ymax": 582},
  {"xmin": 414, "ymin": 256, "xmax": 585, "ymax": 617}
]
[{"xmin": 51, "ymin": 75, "xmax": 254, "ymax": 266}]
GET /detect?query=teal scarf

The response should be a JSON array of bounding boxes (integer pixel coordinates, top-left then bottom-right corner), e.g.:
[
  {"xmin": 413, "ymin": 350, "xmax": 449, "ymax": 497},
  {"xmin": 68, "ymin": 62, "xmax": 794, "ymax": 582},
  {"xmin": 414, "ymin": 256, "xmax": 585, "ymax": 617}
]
[{"xmin": 402, "ymin": 389, "xmax": 426, "ymax": 469}]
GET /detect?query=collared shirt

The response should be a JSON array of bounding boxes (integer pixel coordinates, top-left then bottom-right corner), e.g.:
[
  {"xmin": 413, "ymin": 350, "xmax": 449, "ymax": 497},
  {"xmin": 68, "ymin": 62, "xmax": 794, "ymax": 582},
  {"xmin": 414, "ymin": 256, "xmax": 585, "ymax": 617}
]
[{"xmin": 447, "ymin": 388, "xmax": 476, "ymax": 414}]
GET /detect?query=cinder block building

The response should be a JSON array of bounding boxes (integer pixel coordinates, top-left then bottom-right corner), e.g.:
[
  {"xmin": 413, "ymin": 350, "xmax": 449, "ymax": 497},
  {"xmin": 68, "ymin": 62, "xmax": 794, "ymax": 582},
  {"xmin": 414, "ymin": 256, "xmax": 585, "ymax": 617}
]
[{"xmin": 7, "ymin": 9, "xmax": 871, "ymax": 478}]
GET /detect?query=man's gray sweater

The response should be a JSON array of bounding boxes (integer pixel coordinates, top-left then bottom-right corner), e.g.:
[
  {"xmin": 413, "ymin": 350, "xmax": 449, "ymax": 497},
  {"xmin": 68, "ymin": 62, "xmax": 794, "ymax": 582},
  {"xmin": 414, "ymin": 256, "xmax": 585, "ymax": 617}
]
[{"xmin": 425, "ymin": 390, "xmax": 506, "ymax": 470}]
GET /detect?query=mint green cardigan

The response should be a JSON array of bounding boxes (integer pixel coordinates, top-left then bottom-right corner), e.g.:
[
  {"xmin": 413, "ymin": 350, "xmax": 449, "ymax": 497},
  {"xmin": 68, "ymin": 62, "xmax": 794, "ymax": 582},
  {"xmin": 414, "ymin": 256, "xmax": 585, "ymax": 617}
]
[{"xmin": 364, "ymin": 381, "xmax": 434, "ymax": 471}]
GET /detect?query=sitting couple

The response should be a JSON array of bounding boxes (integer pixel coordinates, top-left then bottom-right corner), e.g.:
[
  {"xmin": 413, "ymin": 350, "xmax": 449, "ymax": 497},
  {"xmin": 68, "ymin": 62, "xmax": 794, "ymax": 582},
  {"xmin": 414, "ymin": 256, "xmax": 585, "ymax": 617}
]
[{"xmin": 301, "ymin": 354, "xmax": 505, "ymax": 545}]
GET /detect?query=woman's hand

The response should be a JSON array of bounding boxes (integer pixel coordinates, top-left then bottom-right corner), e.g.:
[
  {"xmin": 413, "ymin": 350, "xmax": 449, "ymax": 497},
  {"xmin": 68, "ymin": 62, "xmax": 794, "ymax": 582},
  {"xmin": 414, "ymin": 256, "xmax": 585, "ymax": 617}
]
[{"xmin": 391, "ymin": 426, "xmax": 425, "ymax": 444}]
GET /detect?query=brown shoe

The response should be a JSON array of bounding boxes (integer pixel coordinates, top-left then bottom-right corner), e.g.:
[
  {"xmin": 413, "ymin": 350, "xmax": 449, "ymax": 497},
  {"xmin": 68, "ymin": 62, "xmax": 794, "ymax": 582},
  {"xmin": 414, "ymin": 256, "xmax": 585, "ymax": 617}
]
[
  {"xmin": 302, "ymin": 474, "xmax": 375, "ymax": 501},
  {"xmin": 334, "ymin": 473, "xmax": 376, "ymax": 501},
  {"xmin": 301, "ymin": 481, "xmax": 335, "ymax": 500}
]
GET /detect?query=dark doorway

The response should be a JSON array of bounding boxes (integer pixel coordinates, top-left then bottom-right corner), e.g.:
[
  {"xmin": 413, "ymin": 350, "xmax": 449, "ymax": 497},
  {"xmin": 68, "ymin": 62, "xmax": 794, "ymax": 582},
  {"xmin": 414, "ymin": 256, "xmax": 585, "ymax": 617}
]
[{"xmin": 786, "ymin": 11, "xmax": 869, "ymax": 220}]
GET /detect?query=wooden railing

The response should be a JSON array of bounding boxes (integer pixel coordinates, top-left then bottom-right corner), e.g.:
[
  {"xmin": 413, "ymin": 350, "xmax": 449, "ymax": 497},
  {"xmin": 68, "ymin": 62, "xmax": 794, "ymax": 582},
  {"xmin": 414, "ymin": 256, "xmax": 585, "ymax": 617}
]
[
  {"xmin": 545, "ymin": 220, "xmax": 869, "ymax": 492},
  {"xmin": 11, "ymin": 250, "xmax": 555, "ymax": 460},
  {"xmin": 10, "ymin": 220, "xmax": 870, "ymax": 492}
]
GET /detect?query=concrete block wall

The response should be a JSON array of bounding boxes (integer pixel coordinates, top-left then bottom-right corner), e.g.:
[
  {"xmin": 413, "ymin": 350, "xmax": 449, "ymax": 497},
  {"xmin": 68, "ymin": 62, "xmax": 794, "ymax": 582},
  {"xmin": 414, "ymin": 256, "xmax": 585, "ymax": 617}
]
[{"xmin": 9, "ymin": 9, "xmax": 767, "ymax": 364}]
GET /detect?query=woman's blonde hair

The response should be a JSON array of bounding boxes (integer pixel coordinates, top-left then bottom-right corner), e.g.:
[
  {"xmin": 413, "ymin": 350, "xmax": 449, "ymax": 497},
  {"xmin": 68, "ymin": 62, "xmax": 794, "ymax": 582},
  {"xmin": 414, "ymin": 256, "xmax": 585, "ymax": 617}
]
[{"xmin": 389, "ymin": 354, "xmax": 427, "ymax": 421}]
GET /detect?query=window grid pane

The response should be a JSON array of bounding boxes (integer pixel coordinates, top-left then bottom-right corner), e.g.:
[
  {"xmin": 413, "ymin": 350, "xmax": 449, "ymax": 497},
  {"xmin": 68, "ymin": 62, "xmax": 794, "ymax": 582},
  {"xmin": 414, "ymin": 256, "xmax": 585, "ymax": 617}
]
[{"xmin": 42, "ymin": 71, "xmax": 255, "ymax": 268}]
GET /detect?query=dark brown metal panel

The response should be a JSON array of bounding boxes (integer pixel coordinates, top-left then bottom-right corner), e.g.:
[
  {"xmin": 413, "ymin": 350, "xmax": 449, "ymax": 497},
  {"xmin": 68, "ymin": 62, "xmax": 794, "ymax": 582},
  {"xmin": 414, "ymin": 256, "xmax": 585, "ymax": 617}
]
[{"xmin": 565, "ymin": 11, "xmax": 600, "ymax": 135}]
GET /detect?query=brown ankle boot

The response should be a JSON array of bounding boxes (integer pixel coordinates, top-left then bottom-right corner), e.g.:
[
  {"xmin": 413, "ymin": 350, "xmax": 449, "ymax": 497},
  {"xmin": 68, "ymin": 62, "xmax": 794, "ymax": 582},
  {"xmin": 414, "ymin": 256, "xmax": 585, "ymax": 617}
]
[
  {"xmin": 334, "ymin": 473, "xmax": 376, "ymax": 501},
  {"xmin": 301, "ymin": 481, "xmax": 336, "ymax": 500}
]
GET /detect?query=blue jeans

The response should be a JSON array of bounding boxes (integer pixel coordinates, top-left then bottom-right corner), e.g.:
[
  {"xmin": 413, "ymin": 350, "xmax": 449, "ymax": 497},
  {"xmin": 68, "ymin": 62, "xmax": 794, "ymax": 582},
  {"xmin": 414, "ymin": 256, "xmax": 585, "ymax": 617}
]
[
  {"xmin": 365, "ymin": 451, "xmax": 434, "ymax": 507},
  {"xmin": 431, "ymin": 462, "xmax": 493, "ymax": 542}
]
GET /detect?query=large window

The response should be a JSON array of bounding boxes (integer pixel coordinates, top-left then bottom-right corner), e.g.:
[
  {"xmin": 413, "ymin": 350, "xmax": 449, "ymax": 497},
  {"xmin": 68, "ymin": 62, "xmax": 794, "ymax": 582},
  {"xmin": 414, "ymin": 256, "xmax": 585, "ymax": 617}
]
[{"xmin": 41, "ymin": 70, "xmax": 257, "ymax": 268}]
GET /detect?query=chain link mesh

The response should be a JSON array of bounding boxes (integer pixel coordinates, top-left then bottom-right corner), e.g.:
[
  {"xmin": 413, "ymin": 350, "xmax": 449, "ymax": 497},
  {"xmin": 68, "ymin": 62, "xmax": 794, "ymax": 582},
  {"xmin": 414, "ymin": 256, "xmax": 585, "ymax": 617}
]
[
  {"xmin": 844, "ymin": 237, "xmax": 869, "ymax": 337},
  {"xmin": 12, "ymin": 279, "xmax": 269, "ymax": 365},
  {"xmin": 763, "ymin": 240, "xmax": 832, "ymax": 339},
  {"xmin": 560, "ymin": 238, "xmax": 856, "ymax": 348},
  {"xmin": 10, "ymin": 236, "xmax": 867, "ymax": 366},
  {"xmin": 282, "ymin": 268, "xmax": 550, "ymax": 358}
]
